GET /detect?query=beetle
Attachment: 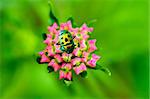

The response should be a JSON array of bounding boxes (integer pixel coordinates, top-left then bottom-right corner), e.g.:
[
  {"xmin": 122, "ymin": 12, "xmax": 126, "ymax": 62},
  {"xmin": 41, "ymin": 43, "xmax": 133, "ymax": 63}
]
[{"xmin": 58, "ymin": 30, "xmax": 75, "ymax": 54}]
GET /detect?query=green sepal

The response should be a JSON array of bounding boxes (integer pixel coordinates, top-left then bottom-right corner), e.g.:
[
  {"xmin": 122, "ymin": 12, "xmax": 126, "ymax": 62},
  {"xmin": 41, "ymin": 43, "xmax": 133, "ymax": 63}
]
[
  {"xmin": 63, "ymin": 79, "xmax": 72, "ymax": 86},
  {"xmin": 36, "ymin": 56, "xmax": 49, "ymax": 64},
  {"xmin": 47, "ymin": 66, "xmax": 54, "ymax": 73},
  {"xmin": 42, "ymin": 33, "xmax": 47, "ymax": 40},
  {"xmin": 48, "ymin": 1, "xmax": 59, "ymax": 26},
  {"xmin": 80, "ymin": 71, "xmax": 87, "ymax": 78},
  {"xmin": 36, "ymin": 57, "xmax": 41, "ymax": 64}
]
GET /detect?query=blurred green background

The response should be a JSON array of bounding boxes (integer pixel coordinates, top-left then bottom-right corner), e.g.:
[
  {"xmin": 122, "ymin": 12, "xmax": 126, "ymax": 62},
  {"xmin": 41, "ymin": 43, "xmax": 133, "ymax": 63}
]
[{"xmin": 0, "ymin": 0, "xmax": 149, "ymax": 99}]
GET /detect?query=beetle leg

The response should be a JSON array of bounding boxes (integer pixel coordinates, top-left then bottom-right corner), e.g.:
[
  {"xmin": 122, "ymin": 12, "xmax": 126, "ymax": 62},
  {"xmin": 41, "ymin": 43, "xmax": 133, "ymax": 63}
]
[{"xmin": 56, "ymin": 42, "xmax": 60, "ymax": 45}]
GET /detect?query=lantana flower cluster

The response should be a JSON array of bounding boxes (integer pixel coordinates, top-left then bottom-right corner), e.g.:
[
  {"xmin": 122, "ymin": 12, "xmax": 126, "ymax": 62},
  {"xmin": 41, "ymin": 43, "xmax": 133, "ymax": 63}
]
[{"xmin": 37, "ymin": 21, "xmax": 100, "ymax": 81}]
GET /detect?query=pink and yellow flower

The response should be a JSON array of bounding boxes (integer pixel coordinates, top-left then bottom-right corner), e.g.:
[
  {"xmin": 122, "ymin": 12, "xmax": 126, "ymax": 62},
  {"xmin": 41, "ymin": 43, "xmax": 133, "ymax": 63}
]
[{"xmin": 37, "ymin": 21, "xmax": 100, "ymax": 82}]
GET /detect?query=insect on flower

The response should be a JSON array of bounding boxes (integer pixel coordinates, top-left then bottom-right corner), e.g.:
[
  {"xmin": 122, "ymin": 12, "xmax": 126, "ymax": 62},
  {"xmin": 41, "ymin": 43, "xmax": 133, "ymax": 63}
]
[{"xmin": 36, "ymin": 2, "xmax": 111, "ymax": 86}]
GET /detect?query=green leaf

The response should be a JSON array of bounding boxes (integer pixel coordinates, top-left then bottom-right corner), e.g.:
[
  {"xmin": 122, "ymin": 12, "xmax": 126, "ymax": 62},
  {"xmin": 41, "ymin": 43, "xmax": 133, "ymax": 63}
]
[
  {"xmin": 96, "ymin": 64, "xmax": 111, "ymax": 76},
  {"xmin": 63, "ymin": 79, "xmax": 72, "ymax": 86},
  {"xmin": 100, "ymin": 67, "xmax": 111, "ymax": 76},
  {"xmin": 48, "ymin": 1, "xmax": 59, "ymax": 26},
  {"xmin": 67, "ymin": 17, "xmax": 73, "ymax": 23},
  {"xmin": 87, "ymin": 19, "xmax": 97, "ymax": 27},
  {"xmin": 67, "ymin": 17, "xmax": 77, "ymax": 28},
  {"xmin": 88, "ymin": 64, "xmax": 111, "ymax": 76}
]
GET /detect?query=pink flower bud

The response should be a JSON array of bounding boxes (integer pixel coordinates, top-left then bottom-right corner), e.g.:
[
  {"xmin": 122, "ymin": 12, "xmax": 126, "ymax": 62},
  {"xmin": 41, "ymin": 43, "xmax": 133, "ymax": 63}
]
[
  {"xmin": 83, "ymin": 51, "xmax": 89, "ymax": 58},
  {"xmin": 80, "ymin": 23, "xmax": 93, "ymax": 33},
  {"xmin": 54, "ymin": 44, "xmax": 62, "ymax": 53},
  {"xmin": 47, "ymin": 46, "xmax": 55, "ymax": 56},
  {"xmin": 62, "ymin": 53, "xmax": 72, "ymax": 62},
  {"xmin": 48, "ymin": 59, "xmax": 60, "ymax": 71},
  {"xmin": 66, "ymin": 71, "xmax": 72, "ymax": 80},
  {"xmin": 82, "ymin": 33, "xmax": 89, "ymax": 40},
  {"xmin": 71, "ymin": 58, "xmax": 81, "ymax": 66},
  {"xmin": 92, "ymin": 54, "xmax": 100, "ymax": 61},
  {"xmin": 59, "ymin": 70, "xmax": 65, "ymax": 80},
  {"xmin": 48, "ymin": 59, "xmax": 55, "ymax": 66},
  {"xmin": 88, "ymin": 39, "xmax": 97, "ymax": 53},
  {"xmin": 53, "ymin": 63, "xmax": 60, "ymax": 71},
  {"xmin": 80, "ymin": 40, "xmax": 87, "ymax": 51},
  {"xmin": 52, "ymin": 22, "xmax": 58, "ymax": 29},
  {"xmin": 43, "ymin": 35, "xmax": 53, "ymax": 45},
  {"xmin": 54, "ymin": 54, "xmax": 63, "ymax": 63},
  {"xmin": 88, "ymin": 27, "xmax": 93, "ymax": 32},
  {"xmin": 86, "ymin": 54, "xmax": 100, "ymax": 67},
  {"xmin": 53, "ymin": 34, "xmax": 59, "ymax": 43},
  {"xmin": 71, "ymin": 28, "xmax": 79, "ymax": 36},
  {"xmin": 59, "ymin": 70, "xmax": 72, "ymax": 81},
  {"xmin": 40, "ymin": 54, "xmax": 50, "ymax": 63},
  {"xmin": 73, "ymin": 48, "xmax": 82, "ymax": 57},
  {"xmin": 66, "ymin": 21, "xmax": 72, "ymax": 30},
  {"xmin": 73, "ymin": 63, "xmax": 87, "ymax": 75},
  {"xmin": 48, "ymin": 22, "xmax": 58, "ymax": 34},
  {"xmin": 61, "ymin": 63, "xmax": 72, "ymax": 71},
  {"xmin": 60, "ymin": 21, "xmax": 73, "ymax": 31},
  {"xmin": 81, "ymin": 51, "xmax": 90, "ymax": 62},
  {"xmin": 80, "ymin": 24, "xmax": 88, "ymax": 31},
  {"xmin": 38, "ymin": 51, "xmax": 44, "ymax": 56},
  {"xmin": 86, "ymin": 59, "xmax": 96, "ymax": 67}
]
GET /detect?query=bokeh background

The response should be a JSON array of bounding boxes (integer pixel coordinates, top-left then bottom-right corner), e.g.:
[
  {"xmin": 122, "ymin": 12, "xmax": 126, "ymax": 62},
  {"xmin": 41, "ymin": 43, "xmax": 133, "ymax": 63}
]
[{"xmin": 0, "ymin": 0, "xmax": 149, "ymax": 99}]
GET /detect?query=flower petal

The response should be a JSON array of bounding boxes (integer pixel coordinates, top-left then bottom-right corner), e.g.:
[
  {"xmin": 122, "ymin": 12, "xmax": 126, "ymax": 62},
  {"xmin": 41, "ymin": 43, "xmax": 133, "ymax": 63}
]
[
  {"xmin": 54, "ymin": 54, "xmax": 63, "ymax": 63},
  {"xmin": 40, "ymin": 54, "xmax": 50, "ymax": 63},
  {"xmin": 71, "ymin": 58, "xmax": 81, "ymax": 66}
]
